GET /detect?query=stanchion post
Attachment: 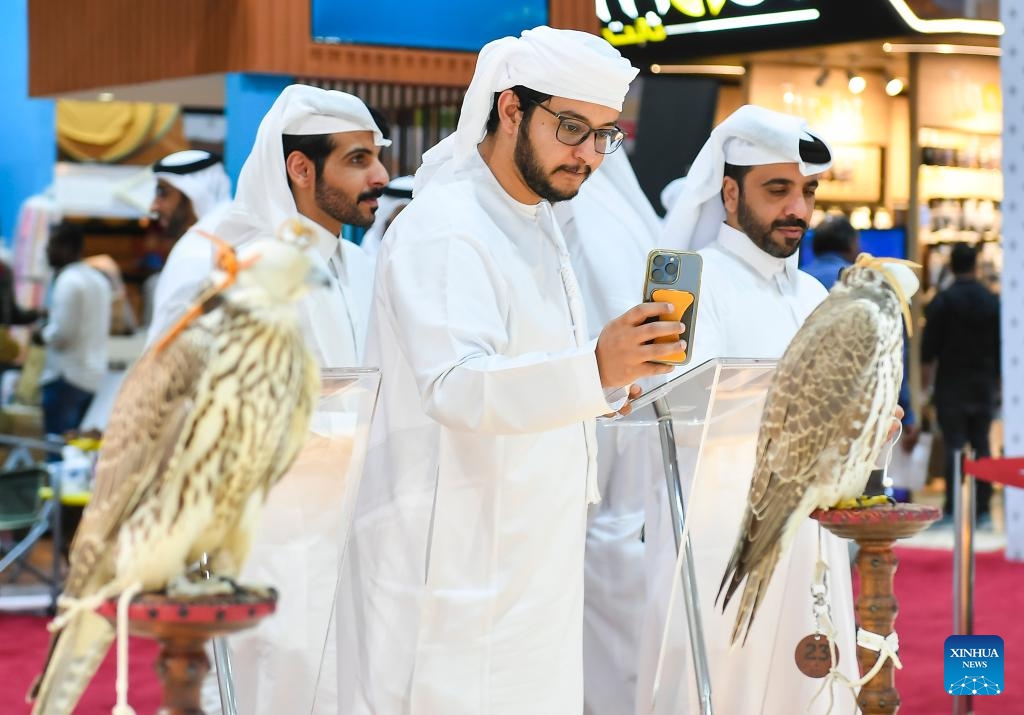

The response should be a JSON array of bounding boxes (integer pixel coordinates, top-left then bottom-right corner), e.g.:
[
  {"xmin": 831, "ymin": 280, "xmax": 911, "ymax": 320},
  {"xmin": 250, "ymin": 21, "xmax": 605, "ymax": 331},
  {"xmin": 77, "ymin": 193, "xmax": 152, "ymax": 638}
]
[{"xmin": 951, "ymin": 448, "xmax": 976, "ymax": 715}]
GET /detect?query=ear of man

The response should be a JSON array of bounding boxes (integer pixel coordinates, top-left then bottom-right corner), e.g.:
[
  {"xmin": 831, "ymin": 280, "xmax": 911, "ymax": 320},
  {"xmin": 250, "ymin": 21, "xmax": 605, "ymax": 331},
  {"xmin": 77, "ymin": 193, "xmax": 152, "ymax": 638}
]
[
  {"xmin": 722, "ymin": 175, "xmax": 741, "ymax": 214},
  {"xmin": 496, "ymin": 89, "xmax": 524, "ymax": 137},
  {"xmin": 285, "ymin": 150, "xmax": 316, "ymax": 189}
]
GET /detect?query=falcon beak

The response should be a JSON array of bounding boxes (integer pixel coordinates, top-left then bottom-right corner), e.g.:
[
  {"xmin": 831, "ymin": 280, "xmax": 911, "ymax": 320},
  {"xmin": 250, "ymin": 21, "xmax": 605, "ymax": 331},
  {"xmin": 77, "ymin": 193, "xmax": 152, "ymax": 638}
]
[{"xmin": 306, "ymin": 263, "xmax": 332, "ymax": 290}]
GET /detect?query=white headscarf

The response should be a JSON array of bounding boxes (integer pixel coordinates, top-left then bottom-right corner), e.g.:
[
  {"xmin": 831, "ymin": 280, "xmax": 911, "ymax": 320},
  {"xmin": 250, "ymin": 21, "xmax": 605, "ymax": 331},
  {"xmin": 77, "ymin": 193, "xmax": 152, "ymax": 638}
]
[
  {"xmin": 414, "ymin": 25, "xmax": 638, "ymax": 192},
  {"xmin": 153, "ymin": 150, "xmax": 232, "ymax": 219},
  {"xmin": 216, "ymin": 84, "xmax": 390, "ymax": 244},
  {"xmin": 661, "ymin": 104, "xmax": 832, "ymax": 252},
  {"xmin": 659, "ymin": 176, "xmax": 685, "ymax": 215}
]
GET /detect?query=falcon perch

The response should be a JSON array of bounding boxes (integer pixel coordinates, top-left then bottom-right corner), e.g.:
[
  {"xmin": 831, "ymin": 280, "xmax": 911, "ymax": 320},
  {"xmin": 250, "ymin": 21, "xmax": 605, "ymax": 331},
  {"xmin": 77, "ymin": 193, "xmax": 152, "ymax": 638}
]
[
  {"xmin": 29, "ymin": 233, "xmax": 326, "ymax": 715},
  {"xmin": 717, "ymin": 253, "xmax": 919, "ymax": 645}
]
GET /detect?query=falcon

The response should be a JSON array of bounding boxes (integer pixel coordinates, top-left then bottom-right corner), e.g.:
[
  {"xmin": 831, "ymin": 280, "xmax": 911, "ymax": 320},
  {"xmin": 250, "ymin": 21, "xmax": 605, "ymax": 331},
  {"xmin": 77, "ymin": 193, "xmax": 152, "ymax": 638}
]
[
  {"xmin": 29, "ymin": 228, "xmax": 326, "ymax": 715},
  {"xmin": 717, "ymin": 253, "xmax": 919, "ymax": 645}
]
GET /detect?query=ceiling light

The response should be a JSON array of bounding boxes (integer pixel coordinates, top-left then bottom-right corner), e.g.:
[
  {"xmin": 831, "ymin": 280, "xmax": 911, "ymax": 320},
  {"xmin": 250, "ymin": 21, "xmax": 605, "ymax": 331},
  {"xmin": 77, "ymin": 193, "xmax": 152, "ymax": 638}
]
[
  {"xmin": 847, "ymin": 71, "xmax": 866, "ymax": 95},
  {"xmin": 649, "ymin": 64, "xmax": 746, "ymax": 76},
  {"xmin": 882, "ymin": 42, "xmax": 1001, "ymax": 56},
  {"xmin": 883, "ymin": 0, "xmax": 1003, "ymax": 36},
  {"xmin": 884, "ymin": 74, "xmax": 905, "ymax": 96}
]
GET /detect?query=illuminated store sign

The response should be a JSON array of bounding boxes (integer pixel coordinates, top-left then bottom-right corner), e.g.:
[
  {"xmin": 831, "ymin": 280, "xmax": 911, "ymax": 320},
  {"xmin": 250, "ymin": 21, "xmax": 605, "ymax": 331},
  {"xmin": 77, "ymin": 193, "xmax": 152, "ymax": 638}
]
[{"xmin": 598, "ymin": 0, "xmax": 821, "ymax": 47}]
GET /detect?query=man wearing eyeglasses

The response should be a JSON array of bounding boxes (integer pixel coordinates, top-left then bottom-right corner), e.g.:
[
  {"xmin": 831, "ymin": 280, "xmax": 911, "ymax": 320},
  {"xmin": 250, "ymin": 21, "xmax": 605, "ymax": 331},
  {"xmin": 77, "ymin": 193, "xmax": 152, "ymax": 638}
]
[{"xmin": 337, "ymin": 26, "xmax": 683, "ymax": 715}]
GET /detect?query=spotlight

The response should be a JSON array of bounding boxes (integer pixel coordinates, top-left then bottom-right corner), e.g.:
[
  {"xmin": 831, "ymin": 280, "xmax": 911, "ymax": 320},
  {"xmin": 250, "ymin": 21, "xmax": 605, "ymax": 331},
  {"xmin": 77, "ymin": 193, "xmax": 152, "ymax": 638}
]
[
  {"xmin": 814, "ymin": 67, "xmax": 830, "ymax": 87},
  {"xmin": 885, "ymin": 74, "xmax": 905, "ymax": 96},
  {"xmin": 847, "ymin": 70, "xmax": 866, "ymax": 94}
]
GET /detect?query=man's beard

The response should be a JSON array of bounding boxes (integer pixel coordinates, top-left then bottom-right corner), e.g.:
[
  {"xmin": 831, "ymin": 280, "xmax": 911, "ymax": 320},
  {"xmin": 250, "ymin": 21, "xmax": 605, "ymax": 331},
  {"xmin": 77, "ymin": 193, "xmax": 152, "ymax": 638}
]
[
  {"xmin": 514, "ymin": 121, "xmax": 591, "ymax": 203},
  {"xmin": 315, "ymin": 176, "xmax": 383, "ymax": 229},
  {"xmin": 164, "ymin": 205, "xmax": 194, "ymax": 240},
  {"xmin": 737, "ymin": 194, "xmax": 807, "ymax": 259}
]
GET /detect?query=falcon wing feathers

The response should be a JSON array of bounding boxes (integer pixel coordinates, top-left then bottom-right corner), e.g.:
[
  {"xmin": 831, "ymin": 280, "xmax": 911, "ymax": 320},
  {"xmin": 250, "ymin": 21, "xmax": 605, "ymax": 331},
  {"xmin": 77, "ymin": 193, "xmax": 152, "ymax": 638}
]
[
  {"xmin": 719, "ymin": 297, "xmax": 889, "ymax": 613},
  {"xmin": 63, "ymin": 329, "xmax": 213, "ymax": 598}
]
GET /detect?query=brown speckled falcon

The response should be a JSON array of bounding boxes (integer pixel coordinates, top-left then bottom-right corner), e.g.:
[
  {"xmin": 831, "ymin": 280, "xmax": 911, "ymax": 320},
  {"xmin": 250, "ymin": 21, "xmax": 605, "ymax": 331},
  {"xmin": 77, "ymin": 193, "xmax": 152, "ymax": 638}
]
[
  {"xmin": 717, "ymin": 254, "xmax": 919, "ymax": 645},
  {"xmin": 29, "ymin": 233, "xmax": 325, "ymax": 715}
]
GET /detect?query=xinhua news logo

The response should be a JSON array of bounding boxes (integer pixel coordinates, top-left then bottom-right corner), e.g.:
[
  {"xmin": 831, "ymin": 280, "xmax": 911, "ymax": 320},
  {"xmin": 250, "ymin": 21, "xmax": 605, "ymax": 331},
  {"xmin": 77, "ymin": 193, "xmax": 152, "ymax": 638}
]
[{"xmin": 945, "ymin": 635, "xmax": 1004, "ymax": 696}]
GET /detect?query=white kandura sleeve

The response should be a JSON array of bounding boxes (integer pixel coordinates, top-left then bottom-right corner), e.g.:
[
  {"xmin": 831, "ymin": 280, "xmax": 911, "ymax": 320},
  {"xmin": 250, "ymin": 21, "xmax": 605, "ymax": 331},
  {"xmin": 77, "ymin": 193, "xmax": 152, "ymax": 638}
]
[
  {"xmin": 41, "ymin": 272, "xmax": 82, "ymax": 350},
  {"xmin": 385, "ymin": 233, "xmax": 613, "ymax": 434},
  {"xmin": 145, "ymin": 238, "xmax": 214, "ymax": 347}
]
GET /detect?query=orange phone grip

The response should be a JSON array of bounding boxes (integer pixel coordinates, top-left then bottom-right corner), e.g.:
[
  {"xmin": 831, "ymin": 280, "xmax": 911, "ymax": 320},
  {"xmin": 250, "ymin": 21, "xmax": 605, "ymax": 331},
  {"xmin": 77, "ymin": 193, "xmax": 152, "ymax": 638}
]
[{"xmin": 652, "ymin": 288, "xmax": 694, "ymax": 363}]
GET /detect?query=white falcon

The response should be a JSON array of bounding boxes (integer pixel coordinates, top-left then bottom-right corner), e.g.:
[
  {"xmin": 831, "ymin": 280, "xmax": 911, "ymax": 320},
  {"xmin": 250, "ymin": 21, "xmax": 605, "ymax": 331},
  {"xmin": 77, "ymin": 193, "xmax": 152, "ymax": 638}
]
[
  {"xmin": 29, "ymin": 229, "xmax": 326, "ymax": 715},
  {"xmin": 717, "ymin": 253, "xmax": 920, "ymax": 645}
]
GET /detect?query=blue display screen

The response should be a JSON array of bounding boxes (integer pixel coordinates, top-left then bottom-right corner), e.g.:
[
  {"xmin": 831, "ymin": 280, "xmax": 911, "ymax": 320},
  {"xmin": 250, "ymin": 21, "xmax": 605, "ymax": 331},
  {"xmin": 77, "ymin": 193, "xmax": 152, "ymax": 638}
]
[
  {"xmin": 311, "ymin": 1, "xmax": 549, "ymax": 52},
  {"xmin": 799, "ymin": 227, "xmax": 907, "ymax": 266}
]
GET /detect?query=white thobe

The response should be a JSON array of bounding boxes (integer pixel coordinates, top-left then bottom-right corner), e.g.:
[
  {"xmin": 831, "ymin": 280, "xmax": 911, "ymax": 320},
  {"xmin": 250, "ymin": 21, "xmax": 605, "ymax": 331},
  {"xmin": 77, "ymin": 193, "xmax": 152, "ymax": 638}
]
[
  {"xmin": 638, "ymin": 223, "xmax": 859, "ymax": 714},
  {"xmin": 40, "ymin": 262, "xmax": 112, "ymax": 394},
  {"xmin": 145, "ymin": 202, "xmax": 232, "ymax": 347},
  {"xmin": 554, "ymin": 150, "xmax": 661, "ymax": 715},
  {"xmin": 229, "ymin": 222, "xmax": 374, "ymax": 715},
  {"xmin": 337, "ymin": 151, "xmax": 617, "ymax": 715}
]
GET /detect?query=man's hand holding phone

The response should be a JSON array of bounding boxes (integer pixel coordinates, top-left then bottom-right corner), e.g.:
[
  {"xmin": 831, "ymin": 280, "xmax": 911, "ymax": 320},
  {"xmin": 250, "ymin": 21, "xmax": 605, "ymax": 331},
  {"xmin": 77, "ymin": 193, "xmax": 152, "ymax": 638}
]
[{"xmin": 596, "ymin": 302, "xmax": 686, "ymax": 389}]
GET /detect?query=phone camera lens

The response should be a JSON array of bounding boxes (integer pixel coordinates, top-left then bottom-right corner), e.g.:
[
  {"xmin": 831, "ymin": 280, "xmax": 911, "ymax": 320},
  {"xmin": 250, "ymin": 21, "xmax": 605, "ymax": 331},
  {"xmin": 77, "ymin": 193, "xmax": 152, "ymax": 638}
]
[
  {"xmin": 665, "ymin": 261, "xmax": 678, "ymax": 276},
  {"xmin": 652, "ymin": 268, "xmax": 667, "ymax": 282},
  {"xmin": 653, "ymin": 255, "xmax": 666, "ymax": 267}
]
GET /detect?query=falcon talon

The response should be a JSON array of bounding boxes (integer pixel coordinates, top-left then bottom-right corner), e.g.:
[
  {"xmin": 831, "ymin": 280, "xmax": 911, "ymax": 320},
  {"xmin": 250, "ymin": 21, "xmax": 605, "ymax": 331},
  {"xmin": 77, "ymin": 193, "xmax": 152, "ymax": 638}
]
[{"xmin": 834, "ymin": 494, "xmax": 891, "ymax": 510}]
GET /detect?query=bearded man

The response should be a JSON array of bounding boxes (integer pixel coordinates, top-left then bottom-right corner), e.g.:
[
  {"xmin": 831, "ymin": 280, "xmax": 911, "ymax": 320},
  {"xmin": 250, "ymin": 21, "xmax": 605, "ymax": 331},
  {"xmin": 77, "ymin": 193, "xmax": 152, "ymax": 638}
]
[
  {"xmin": 337, "ymin": 26, "xmax": 685, "ymax": 715},
  {"xmin": 641, "ymin": 105, "xmax": 859, "ymax": 714}
]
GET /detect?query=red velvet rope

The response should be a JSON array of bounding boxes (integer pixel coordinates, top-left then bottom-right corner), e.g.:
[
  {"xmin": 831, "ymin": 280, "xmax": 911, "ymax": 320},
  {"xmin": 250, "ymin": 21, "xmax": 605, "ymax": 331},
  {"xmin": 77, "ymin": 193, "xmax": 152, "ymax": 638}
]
[{"xmin": 963, "ymin": 457, "xmax": 1024, "ymax": 489}]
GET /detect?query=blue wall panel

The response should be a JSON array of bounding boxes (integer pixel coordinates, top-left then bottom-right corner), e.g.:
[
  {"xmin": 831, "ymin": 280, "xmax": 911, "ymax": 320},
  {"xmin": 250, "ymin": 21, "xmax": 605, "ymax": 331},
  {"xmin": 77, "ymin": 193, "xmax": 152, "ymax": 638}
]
[
  {"xmin": 224, "ymin": 73, "xmax": 293, "ymax": 189},
  {"xmin": 312, "ymin": 0, "xmax": 548, "ymax": 52},
  {"xmin": 0, "ymin": 0, "xmax": 56, "ymax": 247}
]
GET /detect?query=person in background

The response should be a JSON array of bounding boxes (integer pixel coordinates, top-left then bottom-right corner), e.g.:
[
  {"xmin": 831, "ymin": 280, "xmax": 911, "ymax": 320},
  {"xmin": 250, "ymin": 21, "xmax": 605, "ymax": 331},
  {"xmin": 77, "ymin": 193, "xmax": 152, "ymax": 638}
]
[
  {"xmin": 32, "ymin": 223, "xmax": 111, "ymax": 439},
  {"xmin": 0, "ymin": 258, "xmax": 42, "ymax": 328},
  {"xmin": 358, "ymin": 174, "xmax": 413, "ymax": 259},
  {"xmin": 650, "ymin": 104, "xmax": 858, "ymax": 714},
  {"xmin": 921, "ymin": 241, "xmax": 1000, "ymax": 527},
  {"xmin": 0, "ymin": 257, "xmax": 42, "ymax": 367},
  {"xmin": 213, "ymin": 84, "xmax": 389, "ymax": 715},
  {"xmin": 554, "ymin": 148, "xmax": 662, "ymax": 715},
  {"xmin": 149, "ymin": 149, "xmax": 232, "ymax": 242},
  {"xmin": 83, "ymin": 255, "xmax": 137, "ymax": 336},
  {"xmin": 803, "ymin": 214, "xmax": 860, "ymax": 289},
  {"xmin": 145, "ymin": 150, "xmax": 232, "ymax": 339}
]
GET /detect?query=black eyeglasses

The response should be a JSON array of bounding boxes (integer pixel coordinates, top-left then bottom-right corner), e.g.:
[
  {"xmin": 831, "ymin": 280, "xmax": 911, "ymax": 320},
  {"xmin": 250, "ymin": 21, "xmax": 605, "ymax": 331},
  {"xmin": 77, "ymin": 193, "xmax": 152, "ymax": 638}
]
[{"xmin": 530, "ymin": 101, "xmax": 625, "ymax": 155}]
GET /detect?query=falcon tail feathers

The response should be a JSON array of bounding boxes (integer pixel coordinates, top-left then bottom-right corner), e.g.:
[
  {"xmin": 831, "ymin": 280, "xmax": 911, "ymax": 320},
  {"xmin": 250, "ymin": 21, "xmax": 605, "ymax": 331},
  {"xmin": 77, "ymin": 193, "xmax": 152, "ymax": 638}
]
[
  {"xmin": 28, "ymin": 611, "xmax": 114, "ymax": 715},
  {"xmin": 716, "ymin": 541, "xmax": 746, "ymax": 611},
  {"xmin": 728, "ymin": 542, "xmax": 782, "ymax": 646}
]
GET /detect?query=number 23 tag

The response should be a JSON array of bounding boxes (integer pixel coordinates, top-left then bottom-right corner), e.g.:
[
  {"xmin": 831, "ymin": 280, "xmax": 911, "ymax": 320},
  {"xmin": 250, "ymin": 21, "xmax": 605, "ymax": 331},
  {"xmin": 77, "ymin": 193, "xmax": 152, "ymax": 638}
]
[{"xmin": 794, "ymin": 634, "xmax": 838, "ymax": 678}]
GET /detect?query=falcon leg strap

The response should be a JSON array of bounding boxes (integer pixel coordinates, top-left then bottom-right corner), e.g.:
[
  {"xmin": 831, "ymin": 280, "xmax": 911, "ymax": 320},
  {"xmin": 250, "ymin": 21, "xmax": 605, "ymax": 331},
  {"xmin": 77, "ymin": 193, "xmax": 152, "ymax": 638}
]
[
  {"xmin": 112, "ymin": 580, "xmax": 143, "ymax": 715},
  {"xmin": 806, "ymin": 530, "xmax": 859, "ymax": 715}
]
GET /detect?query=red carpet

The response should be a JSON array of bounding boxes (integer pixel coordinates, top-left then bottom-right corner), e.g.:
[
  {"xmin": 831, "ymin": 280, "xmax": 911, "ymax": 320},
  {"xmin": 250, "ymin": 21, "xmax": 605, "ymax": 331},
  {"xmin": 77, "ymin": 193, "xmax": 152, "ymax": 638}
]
[
  {"xmin": 0, "ymin": 614, "xmax": 160, "ymax": 714},
  {"xmin": 0, "ymin": 549, "xmax": 1020, "ymax": 713},
  {"xmin": 864, "ymin": 547, "xmax": 1024, "ymax": 714}
]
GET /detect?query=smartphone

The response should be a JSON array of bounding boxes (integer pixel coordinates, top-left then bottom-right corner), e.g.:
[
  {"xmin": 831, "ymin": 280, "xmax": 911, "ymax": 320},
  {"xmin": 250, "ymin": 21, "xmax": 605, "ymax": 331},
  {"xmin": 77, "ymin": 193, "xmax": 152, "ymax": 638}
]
[{"xmin": 642, "ymin": 249, "xmax": 702, "ymax": 365}]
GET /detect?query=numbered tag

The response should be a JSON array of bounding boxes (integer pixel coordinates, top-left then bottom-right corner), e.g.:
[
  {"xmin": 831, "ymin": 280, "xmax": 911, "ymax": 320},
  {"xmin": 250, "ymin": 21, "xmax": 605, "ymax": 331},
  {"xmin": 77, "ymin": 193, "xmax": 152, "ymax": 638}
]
[{"xmin": 794, "ymin": 634, "xmax": 838, "ymax": 678}]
